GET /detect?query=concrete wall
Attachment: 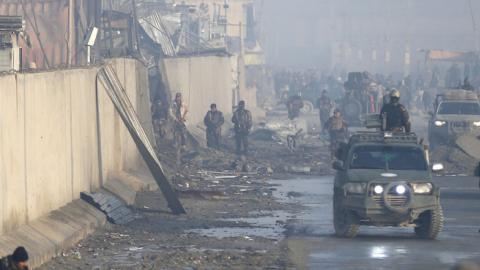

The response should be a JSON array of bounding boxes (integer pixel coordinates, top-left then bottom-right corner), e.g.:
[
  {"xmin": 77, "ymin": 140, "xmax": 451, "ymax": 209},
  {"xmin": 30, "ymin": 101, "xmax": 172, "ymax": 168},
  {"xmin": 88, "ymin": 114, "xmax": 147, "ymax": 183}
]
[
  {"xmin": 0, "ymin": 58, "xmax": 153, "ymax": 234},
  {"xmin": 161, "ymin": 55, "xmax": 235, "ymax": 126}
]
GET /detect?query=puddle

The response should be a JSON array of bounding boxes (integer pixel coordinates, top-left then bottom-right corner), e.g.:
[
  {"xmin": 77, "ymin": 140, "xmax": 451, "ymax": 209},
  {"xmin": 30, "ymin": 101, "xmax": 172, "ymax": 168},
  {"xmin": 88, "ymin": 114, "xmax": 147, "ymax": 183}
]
[
  {"xmin": 187, "ymin": 210, "xmax": 291, "ymax": 239},
  {"xmin": 187, "ymin": 177, "xmax": 334, "ymax": 239}
]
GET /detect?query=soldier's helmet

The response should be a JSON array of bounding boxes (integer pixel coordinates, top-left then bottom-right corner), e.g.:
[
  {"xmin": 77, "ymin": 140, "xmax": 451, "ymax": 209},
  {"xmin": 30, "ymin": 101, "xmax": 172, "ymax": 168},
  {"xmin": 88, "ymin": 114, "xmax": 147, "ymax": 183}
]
[{"xmin": 390, "ymin": 89, "xmax": 401, "ymax": 98}]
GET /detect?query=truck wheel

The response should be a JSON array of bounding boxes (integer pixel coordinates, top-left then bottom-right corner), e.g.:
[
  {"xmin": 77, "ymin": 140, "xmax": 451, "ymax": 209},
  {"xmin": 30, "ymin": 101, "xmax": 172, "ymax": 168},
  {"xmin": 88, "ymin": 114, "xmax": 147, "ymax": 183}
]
[
  {"xmin": 414, "ymin": 205, "xmax": 444, "ymax": 240},
  {"xmin": 301, "ymin": 100, "xmax": 314, "ymax": 114},
  {"xmin": 333, "ymin": 192, "xmax": 359, "ymax": 238}
]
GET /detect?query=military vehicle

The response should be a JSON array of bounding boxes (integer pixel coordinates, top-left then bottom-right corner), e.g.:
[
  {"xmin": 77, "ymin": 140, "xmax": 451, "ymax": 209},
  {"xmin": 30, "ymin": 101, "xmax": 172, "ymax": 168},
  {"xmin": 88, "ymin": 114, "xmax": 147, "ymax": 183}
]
[
  {"xmin": 339, "ymin": 72, "xmax": 385, "ymax": 126},
  {"xmin": 332, "ymin": 126, "xmax": 444, "ymax": 239},
  {"xmin": 428, "ymin": 90, "xmax": 480, "ymax": 149}
]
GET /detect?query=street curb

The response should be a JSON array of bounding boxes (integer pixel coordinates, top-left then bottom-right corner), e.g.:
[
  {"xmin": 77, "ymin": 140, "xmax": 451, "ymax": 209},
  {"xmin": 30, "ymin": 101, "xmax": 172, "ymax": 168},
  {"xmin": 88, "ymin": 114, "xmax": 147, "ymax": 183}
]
[{"xmin": 0, "ymin": 200, "xmax": 106, "ymax": 269}]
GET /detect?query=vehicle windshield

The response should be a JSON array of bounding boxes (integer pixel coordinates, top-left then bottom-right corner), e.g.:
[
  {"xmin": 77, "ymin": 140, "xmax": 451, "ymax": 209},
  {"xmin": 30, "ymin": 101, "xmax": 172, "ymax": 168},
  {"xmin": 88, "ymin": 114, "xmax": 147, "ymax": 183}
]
[
  {"xmin": 437, "ymin": 102, "xmax": 480, "ymax": 115},
  {"xmin": 349, "ymin": 145, "xmax": 427, "ymax": 171}
]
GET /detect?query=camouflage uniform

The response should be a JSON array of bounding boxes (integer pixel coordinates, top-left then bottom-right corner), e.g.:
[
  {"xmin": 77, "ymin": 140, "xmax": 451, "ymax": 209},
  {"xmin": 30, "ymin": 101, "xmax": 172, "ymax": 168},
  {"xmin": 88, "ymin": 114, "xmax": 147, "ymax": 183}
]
[
  {"xmin": 316, "ymin": 94, "xmax": 333, "ymax": 130},
  {"xmin": 324, "ymin": 114, "xmax": 348, "ymax": 158},
  {"xmin": 232, "ymin": 106, "xmax": 252, "ymax": 155},
  {"xmin": 380, "ymin": 101, "xmax": 411, "ymax": 133},
  {"xmin": 172, "ymin": 100, "xmax": 188, "ymax": 147}
]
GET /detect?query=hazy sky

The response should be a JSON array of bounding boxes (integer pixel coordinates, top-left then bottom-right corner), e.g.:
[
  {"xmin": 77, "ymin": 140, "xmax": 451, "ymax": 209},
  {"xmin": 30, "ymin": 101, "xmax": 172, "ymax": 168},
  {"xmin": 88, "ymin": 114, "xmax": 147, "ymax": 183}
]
[{"xmin": 259, "ymin": 0, "xmax": 480, "ymax": 73}]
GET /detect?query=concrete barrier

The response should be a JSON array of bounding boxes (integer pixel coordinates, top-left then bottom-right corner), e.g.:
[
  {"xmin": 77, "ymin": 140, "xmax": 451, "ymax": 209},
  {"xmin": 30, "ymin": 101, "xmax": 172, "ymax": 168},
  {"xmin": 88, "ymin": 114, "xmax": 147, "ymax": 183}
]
[
  {"xmin": 0, "ymin": 59, "xmax": 155, "ymax": 236},
  {"xmin": 161, "ymin": 55, "xmax": 235, "ymax": 127}
]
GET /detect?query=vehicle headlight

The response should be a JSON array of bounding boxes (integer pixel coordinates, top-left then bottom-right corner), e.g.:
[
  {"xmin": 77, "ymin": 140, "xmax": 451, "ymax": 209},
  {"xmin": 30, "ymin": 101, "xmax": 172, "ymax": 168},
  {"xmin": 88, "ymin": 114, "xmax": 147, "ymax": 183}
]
[
  {"xmin": 373, "ymin": 185, "xmax": 384, "ymax": 194},
  {"xmin": 395, "ymin": 185, "xmax": 406, "ymax": 195},
  {"xmin": 411, "ymin": 183, "xmax": 433, "ymax": 194},
  {"xmin": 434, "ymin": 120, "xmax": 446, "ymax": 127},
  {"xmin": 344, "ymin": 183, "xmax": 367, "ymax": 194},
  {"xmin": 473, "ymin": 121, "xmax": 480, "ymax": 127}
]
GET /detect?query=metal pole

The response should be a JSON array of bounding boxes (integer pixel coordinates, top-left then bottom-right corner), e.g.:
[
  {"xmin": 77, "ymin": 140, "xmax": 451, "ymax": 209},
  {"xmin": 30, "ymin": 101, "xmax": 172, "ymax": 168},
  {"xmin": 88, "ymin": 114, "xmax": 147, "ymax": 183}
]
[
  {"xmin": 87, "ymin": 45, "xmax": 91, "ymax": 65},
  {"xmin": 131, "ymin": 0, "xmax": 141, "ymax": 54},
  {"xmin": 69, "ymin": 0, "xmax": 76, "ymax": 66},
  {"xmin": 467, "ymin": 0, "xmax": 479, "ymax": 52}
]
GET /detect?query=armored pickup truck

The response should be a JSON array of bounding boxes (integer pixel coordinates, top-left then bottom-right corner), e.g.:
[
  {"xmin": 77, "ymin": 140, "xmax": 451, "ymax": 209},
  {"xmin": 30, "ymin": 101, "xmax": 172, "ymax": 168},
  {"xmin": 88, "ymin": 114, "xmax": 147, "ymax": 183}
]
[
  {"xmin": 428, "ymin": 90, "xmax": 480, "ymax": 149},
  {"xmin": 332, "ymin": 131, "xmax": 444, "ymax": 239}
]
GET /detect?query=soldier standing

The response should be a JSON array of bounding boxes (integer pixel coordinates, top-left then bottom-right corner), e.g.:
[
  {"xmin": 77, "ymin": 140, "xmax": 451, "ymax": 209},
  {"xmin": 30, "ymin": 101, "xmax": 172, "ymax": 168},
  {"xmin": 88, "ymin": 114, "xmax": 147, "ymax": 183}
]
[
  {"xmin": 324, "ymin": 109, "xmax": 348, "ymax": 159},
  {"xmin": 316, "ymin": 90, "xmax": 333, "ymax": 132},
  {"xmin": 204, "ymin": 103, "xmax": 224, "ymax": 149},
  {"xmin": 286, "ymin": 95, "xmax": 304, "ymax": 120},
  {"xmin": 380, "ymin": 89, "xmax": 411, "ymax": 133},
  {"xmin": 232, "ymin": 100, "xmax": 252, "ymax": 156},
  {"xmin": 172, "ymin": 92, "xmax": 188, "ymax": 149},
  {"xmin": 422, "ymin": 90, "xmax": 432, "ymax": 112}
]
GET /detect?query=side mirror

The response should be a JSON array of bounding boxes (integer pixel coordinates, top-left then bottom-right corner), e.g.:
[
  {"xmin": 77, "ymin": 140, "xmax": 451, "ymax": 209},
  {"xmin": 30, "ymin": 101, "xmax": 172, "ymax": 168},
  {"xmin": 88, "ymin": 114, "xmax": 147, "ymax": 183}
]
[
  {"xmin": 332, "ymin": 160, "xmax": 345, "ymax": 171},
  {"xmin": 432, "ymin": 163, "xmax": 444, "ymax": 172},
  {"xmin": 428, "ymin": 111, "xmax": 434, "ymax": 117}
]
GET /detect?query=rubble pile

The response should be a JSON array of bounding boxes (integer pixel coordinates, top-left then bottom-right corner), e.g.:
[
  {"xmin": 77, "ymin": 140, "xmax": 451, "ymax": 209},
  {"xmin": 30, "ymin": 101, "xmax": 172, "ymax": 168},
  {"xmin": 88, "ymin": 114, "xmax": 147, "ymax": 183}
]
[{"xmin": 431, "ymin": 146, "xmax": 479, "ymax": 175}]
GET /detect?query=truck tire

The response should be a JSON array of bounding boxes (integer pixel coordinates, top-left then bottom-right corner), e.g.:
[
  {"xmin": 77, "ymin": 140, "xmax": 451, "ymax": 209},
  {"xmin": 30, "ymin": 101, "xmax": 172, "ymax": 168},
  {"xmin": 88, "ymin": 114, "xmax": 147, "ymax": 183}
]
[
  {"xmin": 414, "ymin": 205, "xmax": 444, "ymax": 240},
  {"xmin": 301, "ymin": 100, "xmax": 314, "ymax": 114},
  {"xmin": 333, "ymin": 191, "xmax": 359, "ymax": 238}
]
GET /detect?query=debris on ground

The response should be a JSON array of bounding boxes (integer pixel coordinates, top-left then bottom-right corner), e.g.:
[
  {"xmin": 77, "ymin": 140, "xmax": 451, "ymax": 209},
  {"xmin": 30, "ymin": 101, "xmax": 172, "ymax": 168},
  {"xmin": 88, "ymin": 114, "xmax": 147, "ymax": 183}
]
[
  {"xmin": 250, "ymin": 128, "xmax": 281, "ymax": 142},
  {"xmin": 431, "ymin": 145, "xmax": 479, "ymax": 175},
  {"xmin": 81, "ymin": 191, "xmax": 137, "ymax": 225},
  {"xmin": 40, "ymin": 114, "xmax": 331, "ymax": 270}
]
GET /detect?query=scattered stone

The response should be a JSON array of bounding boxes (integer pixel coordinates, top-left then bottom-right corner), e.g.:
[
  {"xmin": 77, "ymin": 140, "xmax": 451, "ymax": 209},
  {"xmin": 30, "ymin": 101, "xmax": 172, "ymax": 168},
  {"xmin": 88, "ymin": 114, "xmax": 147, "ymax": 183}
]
[
  {"xmin": 287, "ymin": 191, "xmax": 303, "ymax": 198},
  {"xmin": 250, "ymin": 129, "xmax": 281, "ymax": 142},
  {"xmin": 258, "ymin": 166, "xmax": 274, "ymax": 175},
  {"xmin": 284, "ymin": 165, "xmax": 311, "ymax": 174}
]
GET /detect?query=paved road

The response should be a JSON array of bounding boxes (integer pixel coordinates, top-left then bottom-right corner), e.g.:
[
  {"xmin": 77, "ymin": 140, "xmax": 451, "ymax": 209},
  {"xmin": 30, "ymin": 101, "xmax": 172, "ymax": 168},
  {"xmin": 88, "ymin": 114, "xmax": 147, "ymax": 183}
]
[{"xmin": 276, "ymin": 176, "xmax": 480, "ymax": 270}]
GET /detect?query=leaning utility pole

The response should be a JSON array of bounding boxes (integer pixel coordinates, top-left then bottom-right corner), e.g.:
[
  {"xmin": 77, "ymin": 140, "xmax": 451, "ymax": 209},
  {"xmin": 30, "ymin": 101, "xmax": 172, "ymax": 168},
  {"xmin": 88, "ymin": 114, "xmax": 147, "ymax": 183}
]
[
  {"xmin": 131, "ymin": 0, "xmax": 141, "ymax": 55},
  {"xmin": 68, "ymin": 0, "xmax": 76, "ymax": 66},
  {"xmin": 467, "ymin": 0, "xmax": 479, "ymax": 52}
]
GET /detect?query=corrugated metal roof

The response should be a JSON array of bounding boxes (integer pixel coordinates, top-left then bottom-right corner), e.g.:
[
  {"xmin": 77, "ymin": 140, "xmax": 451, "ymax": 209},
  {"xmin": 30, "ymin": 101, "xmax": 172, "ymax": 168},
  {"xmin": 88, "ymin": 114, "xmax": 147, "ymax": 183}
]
[{"xmin": 139, "ymin": 11, "xmax": 177, "ymax": 57}]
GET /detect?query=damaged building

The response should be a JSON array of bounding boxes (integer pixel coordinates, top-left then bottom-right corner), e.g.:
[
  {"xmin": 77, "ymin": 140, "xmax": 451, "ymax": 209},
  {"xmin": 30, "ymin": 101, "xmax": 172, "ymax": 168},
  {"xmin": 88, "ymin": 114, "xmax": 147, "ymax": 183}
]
[{"xmin": 0, "ymin": 0, "xmax": 267, "ymax": 267}]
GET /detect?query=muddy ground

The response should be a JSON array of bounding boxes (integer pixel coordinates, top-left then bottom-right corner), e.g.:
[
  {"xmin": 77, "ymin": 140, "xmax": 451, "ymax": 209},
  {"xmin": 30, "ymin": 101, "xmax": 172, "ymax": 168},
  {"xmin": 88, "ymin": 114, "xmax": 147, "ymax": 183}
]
[
  {"xmin": 39, "ymin": 114, "xmax": 332, "ymax": 270},
  {"xmin": 39, "ymin": 111, "xmax": 479, "ymax": 269}
]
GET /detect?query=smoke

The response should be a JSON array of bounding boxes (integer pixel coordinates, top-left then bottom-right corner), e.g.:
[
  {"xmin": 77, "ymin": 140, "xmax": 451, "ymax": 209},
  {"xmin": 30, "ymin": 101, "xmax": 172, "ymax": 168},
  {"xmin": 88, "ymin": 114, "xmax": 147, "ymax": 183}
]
[{"xmin": 259, "ymin": 0, "xmax": 480, "ymax": 74}]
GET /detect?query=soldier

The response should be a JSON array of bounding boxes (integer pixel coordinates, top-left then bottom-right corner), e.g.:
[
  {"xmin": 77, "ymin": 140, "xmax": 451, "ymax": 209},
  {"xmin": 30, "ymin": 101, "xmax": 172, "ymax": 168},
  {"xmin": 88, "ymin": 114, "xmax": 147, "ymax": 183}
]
[
  {"xmin": 422, "ymin": 90, "xmax": 433, "ymax": 112},
  {"xmin": 286, "ymin": 95, "xmax": 304, "ymax": 120},
  {"xmin": 324, "ymin": 109, "xmax": 348, "ymax": 159},
  {"xmin": 172, "ymin": 92, "xmax": 188, "ymax": 149},
  {"xmin": 0, "ymin": 247, "xmax": 29, "ymax": 270},
  {"xmin": 462, "ymin": 77, "xmax": 475, "ymax": 91},
  {"xmin": 316, "ymin": 90, "xmax": 333, "ymax": 132},
  {"xmin": 446, "ymin": 64, "xmax": 462, "ymax": 88},
  {"xmin": 203, "ymin": 103, "xmax": 224, "ymax": 149},
  {"xmin": 380, "ymin": 89, "xmax": 411, "ymax": 133},
  {"xmin": 232, "ymin": 100, "xmax": 252, "ymax": 156}
]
